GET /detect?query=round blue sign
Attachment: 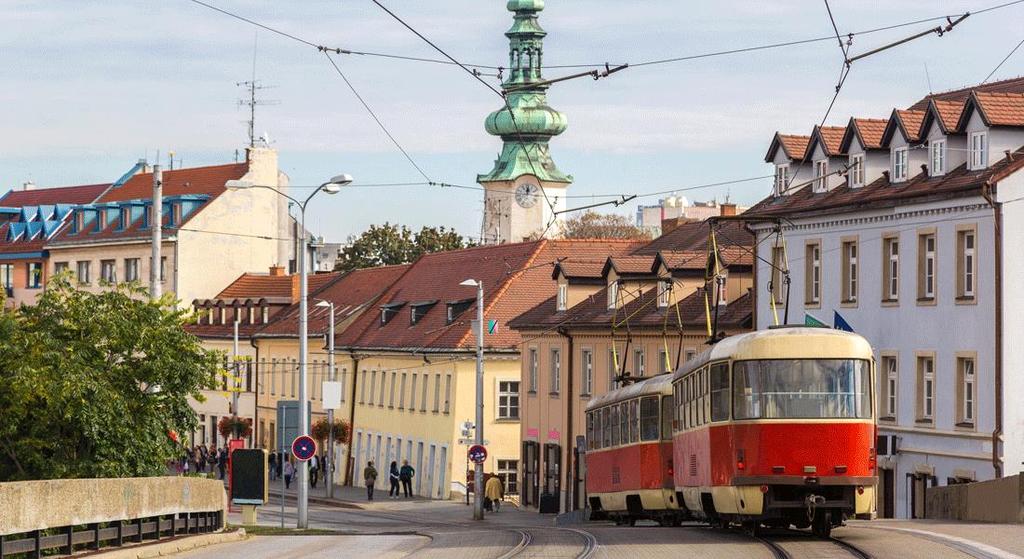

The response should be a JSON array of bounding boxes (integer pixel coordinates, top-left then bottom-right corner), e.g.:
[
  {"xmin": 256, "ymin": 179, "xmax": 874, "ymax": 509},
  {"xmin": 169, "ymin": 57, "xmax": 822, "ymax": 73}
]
[
  {"xmin": 292, "ymin": 435, "xmax": 317, "ymax": 462},
  {"xmin": 468, "ymin": 444, "xmax": 487, "ymax": 464}
]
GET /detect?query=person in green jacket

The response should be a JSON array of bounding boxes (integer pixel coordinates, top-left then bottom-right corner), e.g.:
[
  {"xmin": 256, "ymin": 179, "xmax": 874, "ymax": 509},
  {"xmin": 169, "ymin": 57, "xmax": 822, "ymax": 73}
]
[
  {"xmin": 363, "ymin": 461, "xmax": 378, "ymax": 501},
  {"xmin": 399, "ymin": 459, "xmax": 415, "ymax": 498}
]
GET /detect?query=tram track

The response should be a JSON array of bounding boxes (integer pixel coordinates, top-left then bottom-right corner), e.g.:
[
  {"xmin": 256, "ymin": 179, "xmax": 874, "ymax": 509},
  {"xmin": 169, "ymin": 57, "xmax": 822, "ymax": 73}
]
[
  {"xmin": 754, "ymin": 528, "xmax": 874, "ymax": 559},
  {"xmin": 495, "ymin": 527, "xmax": 597, "ymax": 559}
]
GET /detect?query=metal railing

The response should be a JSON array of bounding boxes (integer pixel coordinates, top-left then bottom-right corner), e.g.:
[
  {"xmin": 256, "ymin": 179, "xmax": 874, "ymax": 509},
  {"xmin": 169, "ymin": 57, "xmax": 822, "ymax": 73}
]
[{"xmin": 0, "ymin": 511, "xmax": 222, "ymax": 559}]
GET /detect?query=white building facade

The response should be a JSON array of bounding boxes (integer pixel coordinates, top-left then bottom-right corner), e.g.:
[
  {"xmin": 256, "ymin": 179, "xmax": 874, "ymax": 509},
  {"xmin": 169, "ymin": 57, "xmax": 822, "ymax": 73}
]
[{"xmin": 746, "ymin": 78, "xmax": 1024, "ymax": 519}]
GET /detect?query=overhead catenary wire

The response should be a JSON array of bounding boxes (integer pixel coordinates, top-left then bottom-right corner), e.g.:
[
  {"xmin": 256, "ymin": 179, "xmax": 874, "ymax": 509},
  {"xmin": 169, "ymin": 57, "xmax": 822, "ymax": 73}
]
[{"xmin": 982, "ymin": 37, "xmax": 1024, "ymax": 83}]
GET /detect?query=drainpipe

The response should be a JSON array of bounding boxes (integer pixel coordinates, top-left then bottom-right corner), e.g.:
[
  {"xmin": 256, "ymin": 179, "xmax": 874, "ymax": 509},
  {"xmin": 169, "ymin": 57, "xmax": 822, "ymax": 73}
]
[
  {"xmin": 557, "ymin": 327, "xmax": 575, "ymax": 512},
  {"xmin": 344, "ymin": 350, "xmax": 361, "ymax": 487},
  {"xmin": 982, "ymin": 180, "xmax": 1004, "ymax": 478}
]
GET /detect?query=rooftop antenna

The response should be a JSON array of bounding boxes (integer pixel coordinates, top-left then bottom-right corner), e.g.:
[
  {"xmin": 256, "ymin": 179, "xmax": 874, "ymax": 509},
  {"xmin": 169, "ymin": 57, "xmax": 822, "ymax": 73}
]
[
  {"xmin": 237, "ymin": 32, "xmax": 280, "ymax": 148},
  {"xmin": 924, "ymin": 62, "xmax": 934, "ymax": 94}
]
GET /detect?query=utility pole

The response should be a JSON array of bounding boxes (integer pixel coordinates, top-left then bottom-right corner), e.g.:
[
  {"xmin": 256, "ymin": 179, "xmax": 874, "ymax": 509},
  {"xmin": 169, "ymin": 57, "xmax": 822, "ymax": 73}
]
[
  {"xmin": 326, "ymin": 302, "xmax": 336, "ymax": 500},
  {"xmin": 233, "ymin": 318, "xmax": 240, "ymax": 419},
  {"xmin": 150, "ymin": 165, "xmax": 162, "ymax": 299},
  {"xmin": 460, "ymin": 279, "xmax": 485, "ymax": 520}
]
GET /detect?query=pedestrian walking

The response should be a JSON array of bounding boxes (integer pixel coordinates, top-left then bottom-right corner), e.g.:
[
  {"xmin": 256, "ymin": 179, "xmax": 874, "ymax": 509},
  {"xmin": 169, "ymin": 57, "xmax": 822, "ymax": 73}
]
[
  {"xmin": 399, "ymin": 460, "xmax": 415, "ymax": 498},
  {"xmin": 310, "ymin": 454, "xmax": 319, "ymax": 488},
  {"xmin": 217, "ymin": 448, "xmax": 227, "ymax": 480},
  {"xmin": 388, "ymin": 461, "xmax": 400, "ymax": 499},
  {"xmin": 485, "ymin": 473, "xmax": 504, "ymax": 512},
  {"xmin": 208, "ymin": 444, "xmax": 217, "ymax": 473},
  {"xmin": 276, "ymin": 452, "xmax": 283, "ymax": 480},
  {"xmin": 284, "ymin": 459, "xmax": 295, "ymax": 489},
  {"xmin": 364, "ymin": 461, "xmax": 378, "ymax": 501},
  {"xmin": 269, "ymin": 452, "xmax": 277, "ymax": 481}
]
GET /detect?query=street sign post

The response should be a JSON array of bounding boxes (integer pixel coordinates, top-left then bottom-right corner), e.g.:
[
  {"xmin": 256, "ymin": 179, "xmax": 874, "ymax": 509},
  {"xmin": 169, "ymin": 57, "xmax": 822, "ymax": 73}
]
[
  {"xmin": 292, "ymin": 435, "xmax": 317, "ymax": 462},
  {"xmin": 468, "ymin": 444, "xmax": 488, "ymax": 465}
]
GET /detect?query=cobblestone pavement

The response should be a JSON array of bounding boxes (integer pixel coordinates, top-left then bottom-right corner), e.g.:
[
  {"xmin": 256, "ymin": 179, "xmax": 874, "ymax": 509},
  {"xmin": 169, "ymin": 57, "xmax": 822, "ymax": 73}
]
[{"xmin": 173, "ymin": 493, "xmax": 1024, "ymax": 558}]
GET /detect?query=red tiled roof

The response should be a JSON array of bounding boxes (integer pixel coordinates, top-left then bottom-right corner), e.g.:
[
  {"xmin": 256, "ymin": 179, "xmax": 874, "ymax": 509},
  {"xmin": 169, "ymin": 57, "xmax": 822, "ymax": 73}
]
[
  {"xmin": 607, "ymin": 255, "xmax": 656, "ymax": 275},
  {"xmin": 215, "ymin": 271, "xmax": 338, "ymax": 302},
  {"xmin": 98, "ymin": 163, "xmax": 246, "ymax": 203},
  {"xmin": 933, "ymin": 99, "xmax": 965, "ymax": 132},
  {"xmin": 745, "ymin": 146, "xmax": 1024, "ymax": 219},
  {"xmin": 634, "ymin": 219, "xmax": 752, "ymax": 256},
  {"xmin": 555, "ymin": 260, "xmax": 605, "ymax": 279},
  {"xmin": 0, "ymin": 183, "xmax": 109, "ymax": 207},
  {"xmin": 256, "ymin": 265, "xmax": 410, "ymax": 337},
  {"xmin": 973, "ymin": 92, "xmax": 1024, "ymax": 126},
  {"xmin": 765, "ymin": 133, "xmax": 811, "ymax": 163},
  {"xmin": 809, "ymin": 126, "xmax": 847, "ymax": 158},
  {"xmin": 853, "ymin": 118, "xmax": 887, "ymax": 149},
  {"xmin": 909, "ymin": 76, "xmax": 1024, "ymax": 110},
  {"xmin": 0, "ymin": 227, "xmax": 45, "ymax": 255},
  {"xmin": 337, "ymin": 239, "xmax": 640, "ymax": 351}
]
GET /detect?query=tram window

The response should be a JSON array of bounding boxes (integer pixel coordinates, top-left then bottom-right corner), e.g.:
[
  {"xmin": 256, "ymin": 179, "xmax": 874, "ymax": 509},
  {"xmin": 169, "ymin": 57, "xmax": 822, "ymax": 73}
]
[
  {"xmin": 586, "ymin": 412, "xmax": 595, "ymax": 450},
  {"xmin": 672, "ymin": 384, "xmax": 680, "ymax": 428},
  {"xmin": 661, "ymin": 397, "xmax": 672, "ymax": 441},
  {"xmin": 610, "ymin": 405, "xmax": 620, "ymax": 446},
  {"xmin": 689, "ymin": 375, "xmax": 696, "ymax": 428},
  {"xmin": 620, "ymin": 402, "xmax": 629, "ymax": 444},
  {"xmin": 602, "ymin": 407, "xmax": 611, "ymax": 448},
  {"xmin": 640, "ymin": 396, "xmax": 660, "ymax": 441},
  {"xmin": 732, "ymin": 359, "xmax": 871, "ymax": 419},
  {"xmin": 702, "ymin": 369, "xmax": 710, "ymax": 425},
  {"xmin": 711, "ymin": 363, "xmax": 730, "ymax": 422},
  {"xmin": 626, "ymin": 397, "xmax": 634, "ymax": 442}
]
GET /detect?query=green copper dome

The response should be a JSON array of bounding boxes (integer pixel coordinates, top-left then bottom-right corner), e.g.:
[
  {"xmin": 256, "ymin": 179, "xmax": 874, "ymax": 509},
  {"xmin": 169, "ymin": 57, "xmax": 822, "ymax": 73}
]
[{"xmin": 479, "ymin": 0, "xmax": 571, "ymax": 185}]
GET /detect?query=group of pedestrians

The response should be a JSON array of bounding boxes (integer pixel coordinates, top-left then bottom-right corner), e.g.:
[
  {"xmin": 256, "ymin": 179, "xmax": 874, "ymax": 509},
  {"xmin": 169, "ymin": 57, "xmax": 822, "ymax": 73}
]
[
  {"xmin": 362, "ymin": 459, "xmax": 415, "ymax": 501},
  {"xmin": 268, "ymin": 452, "xmax": 331, "ymax": 490},
  {"xmin": 178, "ymin": 444, "xmax": 228, "ymax": 480}
]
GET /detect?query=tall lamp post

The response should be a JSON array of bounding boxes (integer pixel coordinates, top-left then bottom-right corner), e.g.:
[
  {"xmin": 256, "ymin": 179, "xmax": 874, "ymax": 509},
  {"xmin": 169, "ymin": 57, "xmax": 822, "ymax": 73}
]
[
  {"xmin": 226, "ymin": 174, "xmax": 353, "ymax": 528},
  {"xmin": 315, "ymin": 299, "xmax": 336, "ymax": 500},
  {"xmin": 459, "ymin": 278, "xmax": 485, "ymax": 521}
]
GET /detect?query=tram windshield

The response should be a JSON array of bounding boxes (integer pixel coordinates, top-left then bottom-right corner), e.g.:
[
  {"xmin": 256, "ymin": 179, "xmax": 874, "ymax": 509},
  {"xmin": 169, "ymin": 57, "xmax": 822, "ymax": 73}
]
[{"xmin": 732, "ymin": 359, "xmax": 871, "ymax": 419}]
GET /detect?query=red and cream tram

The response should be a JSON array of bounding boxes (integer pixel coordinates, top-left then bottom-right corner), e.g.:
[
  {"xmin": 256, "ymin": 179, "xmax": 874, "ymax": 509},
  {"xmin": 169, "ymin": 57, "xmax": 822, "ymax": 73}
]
[
  {"xmin": 584, "ymin": 374, "xmax": 681, "ymax": 526},
  {"xmin": 671, "ymin": 327, "xmax": 876, "ymax": 536}
]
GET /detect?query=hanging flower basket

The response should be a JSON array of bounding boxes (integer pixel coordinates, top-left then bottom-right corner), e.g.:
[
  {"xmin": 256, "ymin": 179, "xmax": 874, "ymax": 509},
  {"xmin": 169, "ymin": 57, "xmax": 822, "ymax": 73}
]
[
  {"xmin": 218, "ymin": 416, "xmax": 252, "ymax": 440},
  {"xmin": 311, "ymin": 418, "xmax": 351, "ymax": 446}
]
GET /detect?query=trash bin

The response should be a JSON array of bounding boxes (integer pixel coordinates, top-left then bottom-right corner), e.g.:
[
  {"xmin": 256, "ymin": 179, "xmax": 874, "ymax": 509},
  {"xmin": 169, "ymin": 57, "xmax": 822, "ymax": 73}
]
[{"xmin": 539, "ymin": 492, "xmax": 559, "ymax": 514}]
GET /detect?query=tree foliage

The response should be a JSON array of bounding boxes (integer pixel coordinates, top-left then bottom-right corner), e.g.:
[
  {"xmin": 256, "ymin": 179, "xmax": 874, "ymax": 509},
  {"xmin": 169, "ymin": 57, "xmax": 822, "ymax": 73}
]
[
  {"xmin": 560, "ymin": 211, "xmax": 651, "ymax": 240},
  {"xmin": 334, "ymin": 223, "xmax": 474, "ymax": 273},
  {"xmin": 0, "ymin": 277, "xmax": 218, "ymax": 481}
]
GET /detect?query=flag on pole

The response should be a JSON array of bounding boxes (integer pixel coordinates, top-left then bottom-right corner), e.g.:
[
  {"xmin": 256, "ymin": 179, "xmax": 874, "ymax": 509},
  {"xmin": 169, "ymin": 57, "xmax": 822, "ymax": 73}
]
[
  {"xmin": 833, "ymin": 310, "xmax": 854, "ymax": 332},
  {"xmin": 804, "ymin": 313, "xmax": 827, "ymax": 327}
]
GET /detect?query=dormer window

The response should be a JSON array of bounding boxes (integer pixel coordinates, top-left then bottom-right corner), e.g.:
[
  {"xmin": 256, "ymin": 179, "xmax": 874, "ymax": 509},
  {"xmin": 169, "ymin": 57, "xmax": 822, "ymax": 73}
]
[
  {"xmin": 657, "ymin": 280, "xmax": 670, "ymax": 308},
  {"xmin": 261, "ymin": 305, "xmax": 269, "ymax": 324},
  {"xmin": 970, "ymin": 132, "xmax": 988, "ymax": 170},
  {"xmin": 556, "ymin": 283, "xmax": 567, "ymax": 311},
  {"xmin": 892, "ymin": 147, "xmax": 908, "ymax": 182},
  {"xmin": 849, "ymin": 154, "xmax": 864, "ymax": 187},
  {"xmin": 143, "ymin": 205, "xmax": 151, "ymax": 228},
  {"xmin": 774, "ymin": 165, "xmax": 789, "ymax": 196},
  {"xmin": 446, "ymin": 298, "xmax": 474, "ymax": 324},
  {"xmin": 171, "ymin": 203, "xmax": 182, "ymax": 227},
  {"xmin": 607, "ymin": 281, "xmax": 619, "ymax": 310},
  {"xmin": 930, "ymin": 140, "xmax": 946, "ymax": 176},
  {"xmin": 409, "ymin": 301, "xmax": 437, "ymax": 326},
  {"xmin": 219, "ymin": 307, "xmax": 226, "ymax": 325},
  {"xmin": 814, "ymin": 160, "xmax": 828, "ymax": 192},
  {"xmin": 72, "ymin": 211, "xmax": 83, "ymax": 234},
  {"xmin": 208, "ymin": 308, "xmax": 215, "ymax": 324},
  {"xmin": 380, "ymin": 302, "xmax": 404, "ymax": 325},
  {"xmin": 120, "ymin": 207, "xmax": 131, "ymax": 230}
]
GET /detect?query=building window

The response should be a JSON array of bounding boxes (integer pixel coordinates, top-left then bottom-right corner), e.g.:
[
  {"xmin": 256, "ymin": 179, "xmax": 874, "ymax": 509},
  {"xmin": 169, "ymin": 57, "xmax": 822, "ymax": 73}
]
[
  {"xmin": 881, "ymin": 355, "xmax": 898, "ymax": 420},
  {"xmin": 607, "ymin": 281, "xmax": 619, "ymax": 310},
  {"xmin": 633, "ymin": 348, "xmax": 645, "ymax": 378},
  {"xmin": 957, "ymin": 228, "xmax": 976, "ymax": 300},
  {"xmin": 814, "ymin": 160, "xmax": 828, "ymax": 192},
  {"xmin": 497, "ymin": 459, "xmax": 518, "ymax": 494},
  {"xmin": 659, "ymin": 349, "xmax": 670, "ymax": 374},
  {"xmin": 931, "ymin": 140, "xmax": 946, "ymax": 176},
  {"xmin": 26, "ymin": 262, "xmax": 43, "ymax": 289},
  {"xmin": 378, "ymin": 370, "xmax": 387, "ymax": 406},
  {"xmin": 805, "ymin": 242, "xmax": 820, "ymax": 305},
  {"xmin": 528, "ymin": 348, "xmax": 539, "ymax": 393},
  {"xmin": 892, "ymin": 147, "xmax": 908, "ymax": 182},
  {"xmin": 581, "ymin": 349, "xmax": 593, "ymax": 395},
  {"xmin": 774, "ymin": 164, "xmax": 789, "ymax": 195},
  {"xmin": 770, "ymin": 246, "xmax": 786, "ymax": 304},
  {"xmin": 970, "ymin": 131, "xmax": 988, "ymax": 170},
  {"xmin": 149, "ymin": 256, "xmax": 166, "ymax": 283},
  {"xmin": 917, "ymin": 355, "xmax": 935, "ymax": 422},
  {"xmin": 399, "ymin": 373, "xmax": 407, "ymax": 409},
  {"xmin": 550, "ymin": 348, "xmax": 561, "ymax": 393},
  {"xmin": 444, "ymin": 374, "xmax": 451, "ymax": 413},
  {"xmin": 261, "ymin": 306, "xmax": 269, "ymax": 324},
  {"xmin": 498, "ymin": 380, "xmax": 520, "ymax": 419},
  {"xmin": 123, "ymin": 258, "xmax": 140, "ymax": 283},
  {"xmin": 957, "ymin": 356, "xmax": 976, "ymax": 427},
  {"xmin": 0, "ymin": 264, "xmax": 14, "ymax": 295},
  {"xmin": 409, "ymin": 374, "xmax": 418, "ymax": 410},
  {"xmin": 609, "ymin": 348, "xmax": 620, "ymax": 391},
  {"xmin": 883, "ymin": 237, "xmax": 899, "ymax": 301},
  {"xmin": 433, "ymin": 374, "xmax": 441, "ymax": 412},
  {"xmin": 388, "ymin": 371, "xmax": 397, "ymax": 408},
  {"xmin": 367, "ymin": 371, "xmax": 376, "ymax": 405},
  {"xmin": 76, "ymin": 261, "xmax": 91, "ymax": 285},
  {"xmin": 841, "ymin": 240, "xmax": 858, "ymax": 303},
  {"xmin": 556, "ymin": 283, "xmax": 567, "ymax": 311},
  {"xmin": 420, "ymin": 374, "xmax": 428, "ymax": 412},
  {"xmin": 918, "ymin": 233, "xmax": 936, "ymax": 301},
  {"xmin": 657, "ymin": 280, "xmax": 670, "ymax": 308},
  {"xmin": 53, "ymin": 261, "xmax": 68, "ymax": 276},
  {"xmin": 850, "ymin": 154, "xmax": 864, "ymax": 187}
]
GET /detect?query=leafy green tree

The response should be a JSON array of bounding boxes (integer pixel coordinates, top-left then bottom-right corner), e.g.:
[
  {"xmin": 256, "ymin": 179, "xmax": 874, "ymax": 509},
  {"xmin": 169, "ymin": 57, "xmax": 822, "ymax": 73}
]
[
  {"xmin": 0, "ymin": 277, "xmax": 218, "ymax": 481},
  {"xmin": 334, "ymin": 223, "xmax": 473, "ymax": 272}
]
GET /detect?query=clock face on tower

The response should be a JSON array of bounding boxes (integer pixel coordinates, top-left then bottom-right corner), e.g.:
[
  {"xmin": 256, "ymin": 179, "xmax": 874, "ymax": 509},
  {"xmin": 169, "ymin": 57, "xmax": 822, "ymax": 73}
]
[{"xmin": 515, "ymin": 182, "xmax": 540, "ymax": 208}]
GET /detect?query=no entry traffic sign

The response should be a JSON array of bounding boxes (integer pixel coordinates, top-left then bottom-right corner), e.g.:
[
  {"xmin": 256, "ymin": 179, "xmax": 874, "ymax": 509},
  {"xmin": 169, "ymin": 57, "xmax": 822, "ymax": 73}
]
[
  {"xmin": 292, "ymin": 435, "xmax": 317, "ymax": 462},
  {"xmin": 468, "ymin": 444, "xmax": 487, "ymax": 464}
]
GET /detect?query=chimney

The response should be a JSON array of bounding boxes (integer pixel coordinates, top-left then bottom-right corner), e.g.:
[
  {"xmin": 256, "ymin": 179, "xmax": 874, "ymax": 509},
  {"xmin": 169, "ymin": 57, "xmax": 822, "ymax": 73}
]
[
  {"xmin": 661, "ymin": 217, "xmax": 680, "ymax": 235},
  {"xmin": 720, "ymin": 203, "xmax": 737, "ymax": 217},
  {"xmin": 269, "ymin": 265, "xmax": 286, "ymax": 276},
  {"xmin": 22, "ymin": 181, "xmax": 36, "ymax": 191}
]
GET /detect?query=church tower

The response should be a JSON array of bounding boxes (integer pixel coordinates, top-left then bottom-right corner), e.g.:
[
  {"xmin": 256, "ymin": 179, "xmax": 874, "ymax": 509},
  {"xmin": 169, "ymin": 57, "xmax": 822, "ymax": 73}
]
[{"xmin": 478, "ymin": 0, "xmax": 571, "ymax": 244}]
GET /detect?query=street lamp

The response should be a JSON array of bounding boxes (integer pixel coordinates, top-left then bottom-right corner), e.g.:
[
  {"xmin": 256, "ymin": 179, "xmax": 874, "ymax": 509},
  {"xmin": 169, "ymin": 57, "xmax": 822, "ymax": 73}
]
[
  {"xmin": 459, "ymin": 278, "xmax": 485, "ymax": 521},
  {"xmin": 226, "ymin": 174, "xmax": 352, "ymax": 528},
  {"xmin": 315, "ymin": 299, "xmax": 336, "ymax": 500}
]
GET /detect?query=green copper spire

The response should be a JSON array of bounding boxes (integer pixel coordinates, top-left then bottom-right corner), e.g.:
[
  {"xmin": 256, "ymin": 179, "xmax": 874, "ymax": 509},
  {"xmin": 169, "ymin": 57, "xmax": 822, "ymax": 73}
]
[{"xmin": 478, "ymin": 0, "xmax": 572, "ymax": 184}]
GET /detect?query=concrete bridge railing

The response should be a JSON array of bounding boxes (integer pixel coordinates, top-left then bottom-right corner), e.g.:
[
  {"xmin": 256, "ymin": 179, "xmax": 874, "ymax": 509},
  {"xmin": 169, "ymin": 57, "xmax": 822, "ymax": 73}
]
[{"xmin": 0, "ymin": 476, "xmax": 226, "ymax": 557}]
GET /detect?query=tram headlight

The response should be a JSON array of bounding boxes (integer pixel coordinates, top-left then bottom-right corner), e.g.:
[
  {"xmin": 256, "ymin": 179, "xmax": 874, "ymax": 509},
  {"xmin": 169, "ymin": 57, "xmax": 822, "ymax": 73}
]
[{"xmin": 857, "ymin": 485, "xmax": 865, "ymax": 495}]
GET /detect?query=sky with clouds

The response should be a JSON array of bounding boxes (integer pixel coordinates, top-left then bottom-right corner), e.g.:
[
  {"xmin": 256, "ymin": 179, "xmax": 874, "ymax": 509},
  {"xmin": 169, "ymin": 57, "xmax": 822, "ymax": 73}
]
[{"xmin": 2, "ymin": 0, "xmax": 1023, "ymax": 241}]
